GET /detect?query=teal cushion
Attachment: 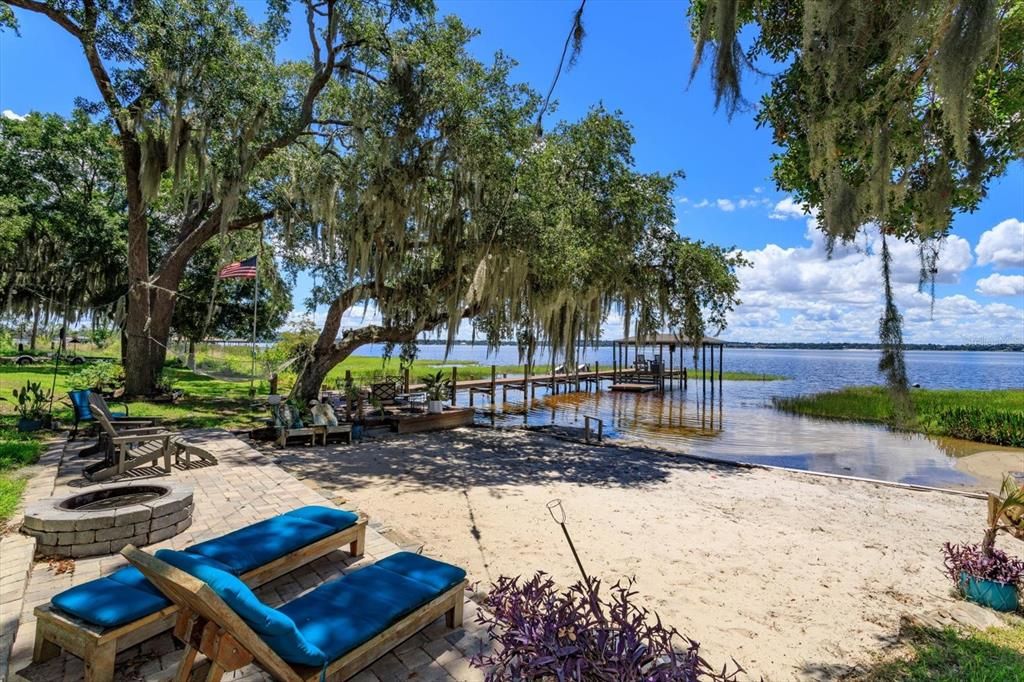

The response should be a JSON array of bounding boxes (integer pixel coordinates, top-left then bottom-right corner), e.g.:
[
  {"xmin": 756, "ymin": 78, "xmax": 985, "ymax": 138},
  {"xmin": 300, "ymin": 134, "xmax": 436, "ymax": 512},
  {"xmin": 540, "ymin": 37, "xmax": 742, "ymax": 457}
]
[
  {"xmin": 49, "ymin": 507, "xmax": 358, "ymax": 630},
  {"xmin": 105, "ymin": 566, "xmax": 167, "ymax": 597},
  {"xmin": 155, "ymin": 549, "xmax": 326, "ymax": 667},
  {"xmin": 278, "ymin": 565, "xmax": 439, "ymax": 661},
  {"xmin": 185, "ymin": 515, "xmax": 338, "ymax": 574},
  {"xmin": 375, "ymin": 552, "xmax": 466, "ymax": 594},
  {"xmin": 51, "ymin": 570, "xmax": 172, "ymax": 628},
  {"xmin": 283, "ymin": 506, "xmax": 359, "ymax": 532}
]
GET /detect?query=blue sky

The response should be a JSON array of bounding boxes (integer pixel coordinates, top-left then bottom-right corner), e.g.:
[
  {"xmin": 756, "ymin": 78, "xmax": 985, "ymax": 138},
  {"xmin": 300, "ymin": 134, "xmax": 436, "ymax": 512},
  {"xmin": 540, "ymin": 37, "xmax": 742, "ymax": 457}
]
[{"xmin": 2, "ymin": 0, "xmax": 1022, "ymax": 343}]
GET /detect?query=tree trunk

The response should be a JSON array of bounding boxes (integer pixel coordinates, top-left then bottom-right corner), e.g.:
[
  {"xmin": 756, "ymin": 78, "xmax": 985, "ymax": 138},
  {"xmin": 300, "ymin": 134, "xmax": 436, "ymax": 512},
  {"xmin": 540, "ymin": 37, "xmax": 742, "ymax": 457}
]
[
  {"xmin": 123, "ymin": 141, "xmax": 154, "ymax": 396},
  {"xmin": 29, "ymin": 301, "xmax": 40, "ymax": 350},
  {"xmin": 187, "ymin": 339, "xmax": 196, "ymax": 371},
  {"xmin": 292, "ymin": 349, "xmax": 346, "ymax": 404}
]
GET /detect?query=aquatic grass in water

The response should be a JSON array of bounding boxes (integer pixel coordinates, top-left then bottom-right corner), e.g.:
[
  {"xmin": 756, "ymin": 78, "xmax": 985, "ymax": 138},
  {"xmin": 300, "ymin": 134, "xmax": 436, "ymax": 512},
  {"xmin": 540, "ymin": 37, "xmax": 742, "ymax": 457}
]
[
  {"xmin": 773, "ymin": 386, "xmax": 1024, "ymax": 447},
  {"xmin": 934, "ymin": 407, "xmax": 1024, "ymax": 448}
]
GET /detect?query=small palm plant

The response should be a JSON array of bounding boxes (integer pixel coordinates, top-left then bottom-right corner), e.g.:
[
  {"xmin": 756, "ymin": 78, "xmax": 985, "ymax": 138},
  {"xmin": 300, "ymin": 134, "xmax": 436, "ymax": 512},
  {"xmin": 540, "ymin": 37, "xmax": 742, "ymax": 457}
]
[
  {"xmin": 943, "ymin": 475, "xmax": 1024, "ymax": 612},
  {"xmin": 985, "ymin": 476, "xmax": 1024, "ymax": 551},
  {"xmin": 420, "ymin": 370, "xmax": 452, "ymax": 402},
  {"xmin": 420, "ymin": 370, "xmax": 451, "ymax": 413}
]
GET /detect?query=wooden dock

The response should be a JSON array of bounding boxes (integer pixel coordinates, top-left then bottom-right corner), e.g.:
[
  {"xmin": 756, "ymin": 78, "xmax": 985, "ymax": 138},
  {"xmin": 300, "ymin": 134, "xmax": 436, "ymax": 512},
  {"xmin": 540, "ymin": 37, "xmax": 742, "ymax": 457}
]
[
  {"xmin": 336, "ymin": 356, "xmax": 713, "ymax": 406},
  {"xmin": 402, "ymin": 366, "xmax": 688, "ymax": 401}
]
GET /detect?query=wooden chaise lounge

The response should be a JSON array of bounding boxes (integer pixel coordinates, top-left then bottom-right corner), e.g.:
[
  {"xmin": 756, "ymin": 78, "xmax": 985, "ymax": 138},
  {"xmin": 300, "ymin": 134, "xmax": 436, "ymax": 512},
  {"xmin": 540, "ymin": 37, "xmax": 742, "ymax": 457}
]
[
  {"xmin": 123, "ymin": 545, "xmax": 467, "ymax": 682},
  {"xmin": 30, "ymin": 506, "xmax": 367, "ymax": 682}
]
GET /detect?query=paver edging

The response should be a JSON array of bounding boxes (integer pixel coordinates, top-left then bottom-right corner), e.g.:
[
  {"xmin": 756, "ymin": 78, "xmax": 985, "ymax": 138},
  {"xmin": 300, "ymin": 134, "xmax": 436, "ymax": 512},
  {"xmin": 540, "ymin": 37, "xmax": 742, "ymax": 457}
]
[{"xmin": 0, "ymin": 436, "xmax": 65, "ymax": 682}]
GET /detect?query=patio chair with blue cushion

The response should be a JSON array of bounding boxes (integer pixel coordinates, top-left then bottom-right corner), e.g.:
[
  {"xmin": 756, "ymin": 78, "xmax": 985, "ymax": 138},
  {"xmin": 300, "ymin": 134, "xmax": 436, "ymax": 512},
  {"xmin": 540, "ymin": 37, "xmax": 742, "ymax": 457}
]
[
  {"xmin": 123, "ymin": 544, "xmax": 466, "ymax": 682},
  {"xmin": 29, "ymin": 506, "xmax": 367, "ymax": 682}
]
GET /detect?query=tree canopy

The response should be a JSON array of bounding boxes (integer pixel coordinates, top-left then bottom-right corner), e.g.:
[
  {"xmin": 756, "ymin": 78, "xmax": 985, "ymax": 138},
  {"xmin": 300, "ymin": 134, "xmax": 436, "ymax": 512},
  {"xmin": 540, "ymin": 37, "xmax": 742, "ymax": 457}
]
[
  {"xmin": 686, "ymin": 0, "xmax": 1024, "ymax": 391},
  {"xmin": 3, "ymin": 1, "xmax": 748, "ymax": 402},
  {"xmin": 0, "ymin": 110, "xmax": 127, "ymax": 339}
]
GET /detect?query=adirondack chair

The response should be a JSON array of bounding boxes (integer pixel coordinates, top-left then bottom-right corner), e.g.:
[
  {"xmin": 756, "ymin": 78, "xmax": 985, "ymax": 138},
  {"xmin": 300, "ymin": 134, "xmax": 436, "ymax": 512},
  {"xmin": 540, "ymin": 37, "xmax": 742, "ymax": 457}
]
[
  {"xmin": 85, "ymin": 393, "xmax": 175, "ymax": 481},
  {"xmin": 67, "ymin": 389, "xmax": 153, "ymax": 441},
  {"xmin": 270, "ymin": 400, "xmax": 317, "ymax": 448}
]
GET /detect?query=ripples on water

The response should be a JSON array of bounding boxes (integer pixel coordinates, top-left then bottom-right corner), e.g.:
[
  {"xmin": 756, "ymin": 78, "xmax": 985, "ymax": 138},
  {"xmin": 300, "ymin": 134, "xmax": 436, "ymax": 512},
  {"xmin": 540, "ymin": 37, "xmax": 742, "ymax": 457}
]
[{"xmin": 370, "ymin": 345, "xmax": 1024, "ymax": 487}]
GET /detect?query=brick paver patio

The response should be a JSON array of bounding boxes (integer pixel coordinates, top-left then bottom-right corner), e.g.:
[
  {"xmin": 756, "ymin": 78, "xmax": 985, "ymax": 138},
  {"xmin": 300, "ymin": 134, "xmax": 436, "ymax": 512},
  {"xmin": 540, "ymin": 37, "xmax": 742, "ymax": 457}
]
[{"xmin": 4, "ymin": 430, "xmax": 491, "ymax": 681}]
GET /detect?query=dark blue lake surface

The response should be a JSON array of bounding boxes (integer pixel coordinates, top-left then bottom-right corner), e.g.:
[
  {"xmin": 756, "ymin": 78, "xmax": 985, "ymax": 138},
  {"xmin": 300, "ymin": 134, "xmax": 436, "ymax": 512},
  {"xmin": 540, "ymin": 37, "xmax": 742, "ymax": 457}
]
[{"xmin": 360, "ymin": 345, "xmax": 1024, "ymax": 488}]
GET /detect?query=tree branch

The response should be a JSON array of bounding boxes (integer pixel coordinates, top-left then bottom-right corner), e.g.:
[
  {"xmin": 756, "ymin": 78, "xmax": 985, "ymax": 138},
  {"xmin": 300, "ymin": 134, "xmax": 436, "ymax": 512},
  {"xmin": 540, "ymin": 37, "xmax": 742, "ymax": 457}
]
[{"xmin": 5, "ymin": 0, "xmax": 81, "ymax": 38}]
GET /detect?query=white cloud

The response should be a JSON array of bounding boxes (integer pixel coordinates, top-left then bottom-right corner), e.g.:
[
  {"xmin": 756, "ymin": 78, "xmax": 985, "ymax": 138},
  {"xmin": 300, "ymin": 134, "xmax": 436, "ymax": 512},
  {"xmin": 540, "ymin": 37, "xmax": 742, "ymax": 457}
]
[
  {"xmin": 716, "ymin": 198, "xmax": 736, "ymax": 212},
  {"xmin": 753, "ymin": 186, "xmax": 764, "ymax": 194},
  {"xmin": 976, "ymin": 218, "xmax": 1024, "ymax": 269},
  {"xmin": 769, "ymin": 196, "xmax": 809, "ymax": 220},
  {"xmin": 675, "ymin": 196, "xmax": 689, "ymax": 204},
  {"xmin": 693, "ymin": 199, "xmax": 710, "ymax": 208},
  {"xmin": 976, "ymin": 273, "xmax": 1024, "ymax": 297},
  {"xmin": 725, "ymin": 222, "xmax": 1020, "ymax": 344},
  {"xmin": 2, "ymin": 110, "xmax": 26, "ymax": 121}
]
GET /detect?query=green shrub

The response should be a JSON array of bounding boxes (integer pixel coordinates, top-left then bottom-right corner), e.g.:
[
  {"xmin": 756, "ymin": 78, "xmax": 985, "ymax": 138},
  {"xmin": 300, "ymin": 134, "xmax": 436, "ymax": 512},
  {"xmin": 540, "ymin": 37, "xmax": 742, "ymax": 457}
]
[
  {"xmin": 936, "ymin": 406, "xmax": 1024, "ymax": 447},
  {"xmin": 67, "ymin": 360, "xmax": 123, "ymax": 393}
]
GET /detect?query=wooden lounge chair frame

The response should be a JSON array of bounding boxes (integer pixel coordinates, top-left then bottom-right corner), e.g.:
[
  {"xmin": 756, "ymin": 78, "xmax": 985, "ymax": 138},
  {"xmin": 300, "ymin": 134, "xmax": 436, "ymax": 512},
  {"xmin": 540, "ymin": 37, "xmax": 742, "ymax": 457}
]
[
  {"xmin": 121, "ymin": 543, "xmax": 465, "ymax": 682},
  {"xmin": 30, "ymin": 515, "xmax": 367, "ymax": 682}
]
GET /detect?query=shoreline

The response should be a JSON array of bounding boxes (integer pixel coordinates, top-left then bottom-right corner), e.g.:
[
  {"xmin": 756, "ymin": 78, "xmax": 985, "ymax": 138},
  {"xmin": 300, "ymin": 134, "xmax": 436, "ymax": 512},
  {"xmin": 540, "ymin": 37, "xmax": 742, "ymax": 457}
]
[{"xmin": 269, "ymin": 426, "xmax": 1024, "ymax": 680}]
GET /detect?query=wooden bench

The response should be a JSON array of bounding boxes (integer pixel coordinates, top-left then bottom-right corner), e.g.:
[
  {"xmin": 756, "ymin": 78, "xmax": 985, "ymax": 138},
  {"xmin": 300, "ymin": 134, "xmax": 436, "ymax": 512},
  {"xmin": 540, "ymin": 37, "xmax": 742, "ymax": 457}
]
[{"xmin": 30, "ymin": 515, "xmax": 367, "ymax": 682}]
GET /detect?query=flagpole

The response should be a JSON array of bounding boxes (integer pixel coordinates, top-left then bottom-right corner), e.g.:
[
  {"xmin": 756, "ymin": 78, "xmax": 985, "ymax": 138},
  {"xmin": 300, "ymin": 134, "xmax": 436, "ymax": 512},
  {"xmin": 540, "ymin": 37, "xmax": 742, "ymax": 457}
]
[{"xmin": 250, "ymin": 226, "xmax": 262, "ymax": 397}]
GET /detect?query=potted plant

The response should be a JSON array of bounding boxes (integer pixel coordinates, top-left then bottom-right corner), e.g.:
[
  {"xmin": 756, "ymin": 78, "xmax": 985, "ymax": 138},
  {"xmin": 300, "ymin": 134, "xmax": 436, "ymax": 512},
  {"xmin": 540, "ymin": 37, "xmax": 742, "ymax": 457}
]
[
  {"xmin": 420, "ymin": 370, "xmax": 451, "ymax": 414},
  {"xmin": 942, "ymin": 476, "xmax": 1024, "ymax": 612},
  {"xmin": 12, "ymin": 380, "xmax": 50, "ymax": 432}
]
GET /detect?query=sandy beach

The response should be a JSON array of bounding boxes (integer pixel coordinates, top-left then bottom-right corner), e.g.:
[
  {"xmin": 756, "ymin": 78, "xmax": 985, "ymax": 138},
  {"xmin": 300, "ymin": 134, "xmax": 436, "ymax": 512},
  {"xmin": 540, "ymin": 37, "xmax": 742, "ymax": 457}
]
[{"xmin": 270, "ymin": 427, "xmax": 1021, "ymax": 680}]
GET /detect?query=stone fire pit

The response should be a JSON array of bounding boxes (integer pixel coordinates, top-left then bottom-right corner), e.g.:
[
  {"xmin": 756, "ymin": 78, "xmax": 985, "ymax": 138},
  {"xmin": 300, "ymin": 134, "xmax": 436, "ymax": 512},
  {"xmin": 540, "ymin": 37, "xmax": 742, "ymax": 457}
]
[{"xmin": 21, "ymin": 481, "xmax": 193, "ymax": 558}]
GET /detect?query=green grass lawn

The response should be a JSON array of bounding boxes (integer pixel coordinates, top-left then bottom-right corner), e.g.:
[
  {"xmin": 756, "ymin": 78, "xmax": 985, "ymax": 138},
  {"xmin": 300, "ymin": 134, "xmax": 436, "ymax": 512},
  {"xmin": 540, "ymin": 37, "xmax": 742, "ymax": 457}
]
[
  {"xmin": 774, "ymin": 387, "xmax": 1024, "ymax": 447},
  {"xmin": 0, "ymin": 421, "xmax": 44, "ymax": 523},
  {"xmin": 0, "ymin": 364, "xmax": 259, "ymax": 430},
  {"xmin": 858, "ymin": 623, "xmax": 1024, "ymax": 681}
]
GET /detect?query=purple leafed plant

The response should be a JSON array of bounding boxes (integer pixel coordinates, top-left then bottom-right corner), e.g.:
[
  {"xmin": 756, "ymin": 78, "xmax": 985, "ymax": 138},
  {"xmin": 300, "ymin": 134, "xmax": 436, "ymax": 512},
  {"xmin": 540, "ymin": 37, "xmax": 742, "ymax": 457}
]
[
  {"xmin": 471, "ymin": 573, "xmax": 742, "ymax": 681},
  {"xmin": 942, "ymin": 542, "xmax": 1024, "ymax": 586}
]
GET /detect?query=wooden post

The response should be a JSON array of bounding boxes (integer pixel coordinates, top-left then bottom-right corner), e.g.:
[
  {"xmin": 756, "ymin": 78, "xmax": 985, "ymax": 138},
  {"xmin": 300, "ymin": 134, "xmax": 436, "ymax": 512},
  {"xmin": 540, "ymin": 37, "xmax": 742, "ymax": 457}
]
[
  {"xmin": 709, "ymin": 343, "xmax": 715, "ymax": 393},
  {"xmin": 719, "ymin": 344, "xmax": 724, "ymax": 387},
  {"xmin": 403, "ymin": 367, "xmax": 410, "ymax": 393},
  {"xmin": 612, "ymin": 343, "xmax": 617, "ymax": 383},
  {"xmin": 491, "ymin": 364, "xmax": 497, "ymax": 409},
  {"xmin": 594, "ymin": 361, "xmax": 600, "ymax": 392},
  {"xmin": 451, "ymin": 367, "xmax": 458, "ymax": 403},
  {"xmin": 669, "ymin": 346, "xmax": 674, "ymax": 390},
  {"xmin": 345, "ymin": 369, "xmax": 352, "ymax": 389},
  {"xmin": 701, "ymin": 344, "xmax": 706, "ymax": 392},
  {"xmin": 525, "ymin": 363, "xmax": 531, "ymax": 398}
]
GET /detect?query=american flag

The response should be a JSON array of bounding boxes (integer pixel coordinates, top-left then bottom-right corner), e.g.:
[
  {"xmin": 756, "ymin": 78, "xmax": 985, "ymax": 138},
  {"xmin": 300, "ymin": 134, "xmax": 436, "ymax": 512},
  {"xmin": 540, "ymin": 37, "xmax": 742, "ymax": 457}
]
[{"xmin": 218, "ymin": 256, "xmax": 258, "ymax": 279}]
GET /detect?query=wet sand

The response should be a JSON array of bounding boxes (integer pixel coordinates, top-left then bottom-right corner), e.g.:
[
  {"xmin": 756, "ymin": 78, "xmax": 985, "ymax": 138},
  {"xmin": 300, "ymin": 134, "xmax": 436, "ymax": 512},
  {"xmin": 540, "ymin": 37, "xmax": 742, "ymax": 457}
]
[
  {"xmin": 271, "ymin": 427, "xmax": 1021, "ymax": 681},
  {"xmin": 955, "ymin": 450, "xmax": 1024, "ymax": 490}
]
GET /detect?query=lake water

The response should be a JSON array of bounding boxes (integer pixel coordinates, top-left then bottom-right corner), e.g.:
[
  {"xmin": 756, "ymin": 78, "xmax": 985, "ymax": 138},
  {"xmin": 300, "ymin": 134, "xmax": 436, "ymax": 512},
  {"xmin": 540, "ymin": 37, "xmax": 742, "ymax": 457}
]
[{"xmin": 360, "ymin": 344, "xmax": 1024, "ymax": 488}]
